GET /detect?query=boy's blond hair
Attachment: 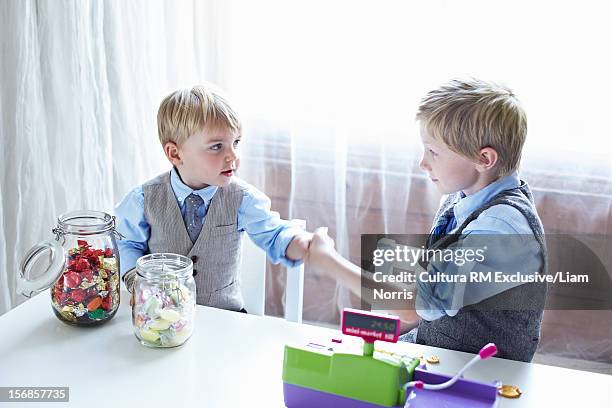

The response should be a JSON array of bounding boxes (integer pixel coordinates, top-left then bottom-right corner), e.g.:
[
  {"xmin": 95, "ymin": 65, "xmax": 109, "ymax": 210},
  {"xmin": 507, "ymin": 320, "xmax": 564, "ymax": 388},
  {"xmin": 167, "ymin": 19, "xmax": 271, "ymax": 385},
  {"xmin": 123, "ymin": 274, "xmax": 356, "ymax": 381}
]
[
  {"xmin": 157, "ymin": 85, "xmax": 241, "ymax": 146},
  {"xmin": 416, "ymin": 78, "xmax": 527, "ymax": 177}
]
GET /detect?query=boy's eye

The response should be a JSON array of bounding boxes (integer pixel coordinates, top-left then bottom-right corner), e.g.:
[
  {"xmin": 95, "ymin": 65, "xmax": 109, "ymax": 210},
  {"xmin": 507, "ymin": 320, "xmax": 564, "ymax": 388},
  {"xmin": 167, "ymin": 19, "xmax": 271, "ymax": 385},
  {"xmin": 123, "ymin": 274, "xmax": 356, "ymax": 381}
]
[
  {"xmin": 233, "ymin": 139, "xmax": 241, "ymax": 147},
  {"xmin": 210, "ymin": 144, "xmax": 222, "ymax": 151},
  {"xmin": 429, "ymin": 148, "xmax": 438, "ymax": 157}
]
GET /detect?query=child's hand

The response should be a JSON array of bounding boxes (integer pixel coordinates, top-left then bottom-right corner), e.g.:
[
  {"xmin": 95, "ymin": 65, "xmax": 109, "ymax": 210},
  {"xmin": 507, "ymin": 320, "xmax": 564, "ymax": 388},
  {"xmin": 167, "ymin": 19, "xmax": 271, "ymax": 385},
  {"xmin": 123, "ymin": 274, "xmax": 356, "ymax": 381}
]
[
  {"xmin": 306, "ymin": 227, "xmax": 336, "ymax": 270},
  {"xmin": 286, "ymin": 232, "xmax": 313, "ymax": 261},
  {"xmin": 306, "ymin": 228, "xmax": 363, "ymax": 297}
]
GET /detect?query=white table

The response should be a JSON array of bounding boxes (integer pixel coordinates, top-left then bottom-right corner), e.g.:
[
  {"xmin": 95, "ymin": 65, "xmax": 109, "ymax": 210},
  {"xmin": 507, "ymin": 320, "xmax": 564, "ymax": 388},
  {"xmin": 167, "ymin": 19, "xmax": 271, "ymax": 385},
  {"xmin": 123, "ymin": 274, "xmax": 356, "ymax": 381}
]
[{"xmin": 0, "ymin": 290, "xmax": 610, "ymax": 407}]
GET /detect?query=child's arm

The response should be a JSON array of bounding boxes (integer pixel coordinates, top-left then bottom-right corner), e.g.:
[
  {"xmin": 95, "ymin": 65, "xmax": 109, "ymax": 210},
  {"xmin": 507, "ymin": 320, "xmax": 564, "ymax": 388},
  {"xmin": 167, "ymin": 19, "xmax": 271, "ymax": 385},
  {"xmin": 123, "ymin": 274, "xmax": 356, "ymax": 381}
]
[
  {"xmin": 114, "ymin": 186, "xmax": 150, "ymax": 289},
  {"xmin": 307, "ymin": 228, "xmax": 363, "ymax": 295},
  {"xmin": 307, "ymin": 228, "xmax": 420, "ymax": 329},
  {"xmin": 239, "ymin": 186, "xmax": 310, "ymax": 266}
]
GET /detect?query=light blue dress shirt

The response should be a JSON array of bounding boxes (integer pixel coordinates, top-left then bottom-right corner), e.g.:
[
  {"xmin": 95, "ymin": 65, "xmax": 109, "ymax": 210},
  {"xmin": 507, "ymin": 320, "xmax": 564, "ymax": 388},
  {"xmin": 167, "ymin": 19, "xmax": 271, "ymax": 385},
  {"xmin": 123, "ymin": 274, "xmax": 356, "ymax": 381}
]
[
  {"xmin": 114, "ymin": 168, "xmax": 303, "ymax": 276},
  {"xmin": 416, "ymin": 172, "xmax": 543, "ymax": 321}
]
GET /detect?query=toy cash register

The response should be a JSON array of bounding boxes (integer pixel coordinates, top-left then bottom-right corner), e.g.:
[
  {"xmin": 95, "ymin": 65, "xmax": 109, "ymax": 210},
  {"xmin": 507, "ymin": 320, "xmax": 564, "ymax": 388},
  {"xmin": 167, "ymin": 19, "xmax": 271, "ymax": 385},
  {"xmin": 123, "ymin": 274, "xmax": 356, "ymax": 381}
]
[{"xmin": 282, "ymin": 308, "xmax": 500, "ymax": 407}]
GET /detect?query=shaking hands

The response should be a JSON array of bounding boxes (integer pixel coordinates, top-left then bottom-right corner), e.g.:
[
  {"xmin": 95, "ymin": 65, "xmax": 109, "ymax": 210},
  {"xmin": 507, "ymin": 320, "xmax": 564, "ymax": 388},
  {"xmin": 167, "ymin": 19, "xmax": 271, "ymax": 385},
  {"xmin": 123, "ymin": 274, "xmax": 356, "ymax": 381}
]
[{"xmin": 286, "ymin": 227, "xmax": 337, "ymax": 272}]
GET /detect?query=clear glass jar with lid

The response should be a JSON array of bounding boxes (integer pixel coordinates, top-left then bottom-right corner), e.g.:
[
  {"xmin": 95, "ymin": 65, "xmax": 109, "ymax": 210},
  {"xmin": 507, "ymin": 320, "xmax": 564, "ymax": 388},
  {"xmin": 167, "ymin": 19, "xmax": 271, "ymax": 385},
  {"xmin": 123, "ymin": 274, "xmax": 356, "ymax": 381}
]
[
  {"xmin": 132, "ymin": 253, "xmax": 196, "ymax": 347},
  {"xmin": 17, "ymin": 210, "xmax": 122, "ymax": 326}
]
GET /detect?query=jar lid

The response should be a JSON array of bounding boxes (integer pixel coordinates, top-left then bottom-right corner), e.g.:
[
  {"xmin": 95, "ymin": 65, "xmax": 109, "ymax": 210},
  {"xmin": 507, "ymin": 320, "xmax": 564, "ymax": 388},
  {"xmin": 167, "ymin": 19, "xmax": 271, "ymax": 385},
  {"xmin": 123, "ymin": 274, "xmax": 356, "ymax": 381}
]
[{"xmin": 17, "ymin": 240, "xmax": 66, "ymax": 298}]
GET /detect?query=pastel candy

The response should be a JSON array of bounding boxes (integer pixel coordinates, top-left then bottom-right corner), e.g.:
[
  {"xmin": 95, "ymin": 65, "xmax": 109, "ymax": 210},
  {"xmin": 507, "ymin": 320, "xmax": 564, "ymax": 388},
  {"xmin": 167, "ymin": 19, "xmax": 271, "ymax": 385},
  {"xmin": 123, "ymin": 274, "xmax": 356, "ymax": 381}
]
[
  {"xmin": 143, "ymin": 296, "xmax": 162, "ymax": 318},
  {"xmin": 149, "ymin": 319, "xmax": 172, "ymax": 331},
  {"xmin": 134, "ymin": 313, "xmax": 147, "ymax": 328},
  {"xmin": 140, "ymin": 328, "xmax": 160, "ymax": 343},
  {"xmin": 159, "ymin": 309, "xmax": 181, "ymax": 323},
  {"xmin": 159, "ymin": 328, "xmax": 177, "ymax": 346},
  {"xmin": 173, "ymin": 319, "xmax": 187, "ymax": 332},
  {"xmin": 133, "ymin": 278, "xmax": 194, "ymax": 347}
]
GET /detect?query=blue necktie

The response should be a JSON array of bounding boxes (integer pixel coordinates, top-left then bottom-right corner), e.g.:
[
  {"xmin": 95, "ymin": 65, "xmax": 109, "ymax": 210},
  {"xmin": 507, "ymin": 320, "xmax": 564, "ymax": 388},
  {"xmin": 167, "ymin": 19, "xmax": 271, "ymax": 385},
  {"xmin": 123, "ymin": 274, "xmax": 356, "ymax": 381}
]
[
  {"xmin": 427, "ymin": 206, "xmax": 457, "ymax": 247},
  {"xmin": 185, "ymin": 193, "xmax": 204, "ymax": 243}
]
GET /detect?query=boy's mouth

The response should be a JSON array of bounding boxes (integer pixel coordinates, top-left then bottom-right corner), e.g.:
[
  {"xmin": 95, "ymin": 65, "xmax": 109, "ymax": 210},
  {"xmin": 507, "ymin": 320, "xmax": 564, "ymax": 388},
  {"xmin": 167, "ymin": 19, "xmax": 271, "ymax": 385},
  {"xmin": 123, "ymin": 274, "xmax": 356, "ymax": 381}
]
[{"xmin": 221, "ymin": 169, "xmax": 235, "ymax": 177}]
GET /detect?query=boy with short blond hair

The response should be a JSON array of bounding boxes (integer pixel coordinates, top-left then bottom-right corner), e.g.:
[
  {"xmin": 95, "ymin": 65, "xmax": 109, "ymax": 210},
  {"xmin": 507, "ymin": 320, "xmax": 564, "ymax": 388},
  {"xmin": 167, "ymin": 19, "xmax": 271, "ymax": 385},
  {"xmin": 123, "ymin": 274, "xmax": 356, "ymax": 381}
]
[
  {"xmin": 116, "ymin": 85, "xmax": 311, "ymax": 312},
  {"xmin": 410, "ymin": 78, "xmax": 546, "ymax": 362},
  {"xmin": 416, "ymin": 78, "xmax": 527, "ymax": 183},
  {"xmin": 308, "ymin": 78, "xmax": 546, "ymax": 361}
]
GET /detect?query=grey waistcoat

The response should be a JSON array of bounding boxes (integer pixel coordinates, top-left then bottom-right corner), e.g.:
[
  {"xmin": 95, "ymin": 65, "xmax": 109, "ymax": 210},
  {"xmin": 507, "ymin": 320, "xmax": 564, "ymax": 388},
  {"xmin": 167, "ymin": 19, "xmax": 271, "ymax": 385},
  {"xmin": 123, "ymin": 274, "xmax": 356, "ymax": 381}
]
[
  {"xmin": 143, "ymin": 172, "xmax": 246, "ymax": 311},
  {"xmin": 416, "ymin": 181, "xmax": 547, "ymax": 362}
]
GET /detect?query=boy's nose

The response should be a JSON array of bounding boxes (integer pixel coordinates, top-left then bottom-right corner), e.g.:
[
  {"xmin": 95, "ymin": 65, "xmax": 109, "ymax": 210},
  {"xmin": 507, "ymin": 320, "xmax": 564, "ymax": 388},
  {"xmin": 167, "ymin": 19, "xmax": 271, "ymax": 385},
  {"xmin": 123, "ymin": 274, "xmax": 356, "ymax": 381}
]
[
  {"xmin": 226, "ymin": 147, "xmax": 238, "ymax": 162},
  {"xmin": 419, "ymin": 155, "xmax": 430, "ymax": 171}
]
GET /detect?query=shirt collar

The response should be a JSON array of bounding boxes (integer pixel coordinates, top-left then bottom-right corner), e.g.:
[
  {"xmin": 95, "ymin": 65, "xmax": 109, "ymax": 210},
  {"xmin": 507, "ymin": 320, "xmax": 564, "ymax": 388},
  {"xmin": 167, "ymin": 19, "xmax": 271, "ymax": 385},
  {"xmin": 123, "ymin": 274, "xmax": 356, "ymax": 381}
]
[
  {"xmin": 452, "ymin": 171, "xmax": 521, "ymax": 227},
  {"xmin": 170, "ymin": 167, "xmax": 218, "ymax": 207}
]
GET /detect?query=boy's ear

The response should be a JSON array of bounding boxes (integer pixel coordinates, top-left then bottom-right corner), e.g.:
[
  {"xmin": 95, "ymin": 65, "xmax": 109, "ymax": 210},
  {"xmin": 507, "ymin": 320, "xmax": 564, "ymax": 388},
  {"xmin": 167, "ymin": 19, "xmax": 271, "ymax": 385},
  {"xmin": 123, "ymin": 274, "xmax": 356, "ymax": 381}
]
[
  {"xmin": 164, "ymin": 142, "xmax": 182, "ymax": 165},
  {"xmin": 475, "ymin": 147, "xmax": 498, "ymax": 172}
]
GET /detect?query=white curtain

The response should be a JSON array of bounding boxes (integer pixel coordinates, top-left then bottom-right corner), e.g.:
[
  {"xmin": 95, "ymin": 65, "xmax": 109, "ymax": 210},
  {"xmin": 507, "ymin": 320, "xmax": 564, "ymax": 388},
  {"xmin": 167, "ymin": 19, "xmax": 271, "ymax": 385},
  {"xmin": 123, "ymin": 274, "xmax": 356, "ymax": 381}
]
[
  {"xmin": 0, "ymin": 0, "xmax": 221, "ymax": 314},
  {"xmin": 222, "ymin": 0, "xmax": 612, "ymax": 312},
  {"xmin": 2, "ymin": 0, "xmax": 611, "ymax": 363},
  {"xmin": 221, "ymin": 0, "xmax": 612, "ymax": 364}
]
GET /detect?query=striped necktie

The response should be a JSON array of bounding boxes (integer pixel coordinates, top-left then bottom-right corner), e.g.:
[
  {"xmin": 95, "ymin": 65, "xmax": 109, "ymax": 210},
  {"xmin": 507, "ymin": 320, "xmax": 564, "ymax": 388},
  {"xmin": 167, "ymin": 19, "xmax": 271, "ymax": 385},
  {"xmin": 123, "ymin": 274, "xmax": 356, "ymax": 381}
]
[{"xmin": 426, "ymin": 206, "xmax": 457, "ymax": 248}]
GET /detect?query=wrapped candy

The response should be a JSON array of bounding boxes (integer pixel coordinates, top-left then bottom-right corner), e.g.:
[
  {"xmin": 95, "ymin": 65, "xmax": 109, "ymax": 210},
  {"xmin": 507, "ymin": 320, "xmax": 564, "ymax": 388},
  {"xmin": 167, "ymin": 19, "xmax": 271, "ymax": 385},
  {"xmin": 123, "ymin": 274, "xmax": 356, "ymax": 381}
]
[
  {"xmin": 133, "ymin": 283, "xmax": 195, "ymax": 347},
  {"xmin": 131, "ymin": 254, "xmax": 195, "ymax": 348},
  {"xmin": 51, "ymin": 240, "xmax": 120, "ymax": 325},
  {"xmin": 17, "ymin": 210, "xmax": 121, "ymax": 327}
]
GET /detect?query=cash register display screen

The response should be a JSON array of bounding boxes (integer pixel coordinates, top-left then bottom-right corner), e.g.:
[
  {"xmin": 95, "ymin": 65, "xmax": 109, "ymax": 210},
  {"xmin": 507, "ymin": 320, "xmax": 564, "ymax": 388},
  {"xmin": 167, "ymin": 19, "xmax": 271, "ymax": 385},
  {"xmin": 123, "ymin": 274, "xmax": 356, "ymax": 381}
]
[{"xmin": 342, "ymin": 311, "xmax": 399, "ymax": 342}]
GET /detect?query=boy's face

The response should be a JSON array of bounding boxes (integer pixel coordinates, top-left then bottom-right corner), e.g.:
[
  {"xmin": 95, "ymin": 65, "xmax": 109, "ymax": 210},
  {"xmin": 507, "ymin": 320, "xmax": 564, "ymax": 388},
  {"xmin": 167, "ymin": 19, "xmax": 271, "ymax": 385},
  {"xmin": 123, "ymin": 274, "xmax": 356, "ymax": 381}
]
[
  {"xmin": 171, "ymin": 126, "xmax": 241, "ymax": 190},
  {"xmin": 419, "ymin": 126, "xmax": 482, "ymax": 195}
]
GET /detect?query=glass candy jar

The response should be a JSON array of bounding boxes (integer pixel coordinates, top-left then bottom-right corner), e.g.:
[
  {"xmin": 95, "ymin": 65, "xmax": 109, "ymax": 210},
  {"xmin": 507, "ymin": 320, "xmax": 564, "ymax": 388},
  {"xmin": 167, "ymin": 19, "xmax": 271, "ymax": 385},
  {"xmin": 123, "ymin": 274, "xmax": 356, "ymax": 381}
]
[
  {"xmin": 132, "ymin": 253, "xmax": 196, "ymax": 348},
  {"xmin": 17, "ymin": 211, "xmax": 121, "ymax": 326}
]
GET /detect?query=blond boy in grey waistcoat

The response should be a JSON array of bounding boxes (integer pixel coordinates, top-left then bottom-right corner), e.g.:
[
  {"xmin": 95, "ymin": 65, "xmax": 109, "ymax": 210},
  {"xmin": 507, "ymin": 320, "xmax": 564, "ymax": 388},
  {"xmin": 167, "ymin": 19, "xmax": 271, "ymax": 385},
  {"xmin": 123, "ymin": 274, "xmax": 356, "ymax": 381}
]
[{"xmin": 116, "ymin": 85, "xmax": 312, "ymax": 312}]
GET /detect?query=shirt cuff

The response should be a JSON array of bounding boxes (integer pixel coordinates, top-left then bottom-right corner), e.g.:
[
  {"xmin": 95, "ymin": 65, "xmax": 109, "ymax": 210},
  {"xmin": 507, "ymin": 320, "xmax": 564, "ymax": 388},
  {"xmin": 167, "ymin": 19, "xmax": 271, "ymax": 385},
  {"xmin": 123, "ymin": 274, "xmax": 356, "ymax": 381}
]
[{"xmin": 271, "ymin": 226, "xmax": 305, "ymax": 268}]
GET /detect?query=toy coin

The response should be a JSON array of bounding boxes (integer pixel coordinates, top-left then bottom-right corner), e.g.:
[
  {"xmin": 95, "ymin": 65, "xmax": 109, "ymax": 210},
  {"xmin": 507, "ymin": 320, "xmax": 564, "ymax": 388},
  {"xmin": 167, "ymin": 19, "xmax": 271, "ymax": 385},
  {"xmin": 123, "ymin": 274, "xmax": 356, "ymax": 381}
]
[
  {"xmin": 498, "ymin": 384, "xmax": 522, "ymax": 398},
  {"xmin": 426, "ymin": 355, "xmax": 440, "ymax": 364}
]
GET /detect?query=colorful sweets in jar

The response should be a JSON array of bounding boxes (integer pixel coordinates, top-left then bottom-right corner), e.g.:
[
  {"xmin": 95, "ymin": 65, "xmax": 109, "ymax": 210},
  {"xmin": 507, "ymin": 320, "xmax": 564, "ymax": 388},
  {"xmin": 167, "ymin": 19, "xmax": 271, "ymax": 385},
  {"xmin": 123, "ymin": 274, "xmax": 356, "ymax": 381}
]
[
  {"xmin": 51, "ymin": 240, "xmax": 120, "ymax": 325},
  {"xmin": 132, "ymin": 254, "xmax": 196, "ymax": 347},
  {"xmin": 17, "ymin": 211, "xmax": 122, "ymax": 326}
]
